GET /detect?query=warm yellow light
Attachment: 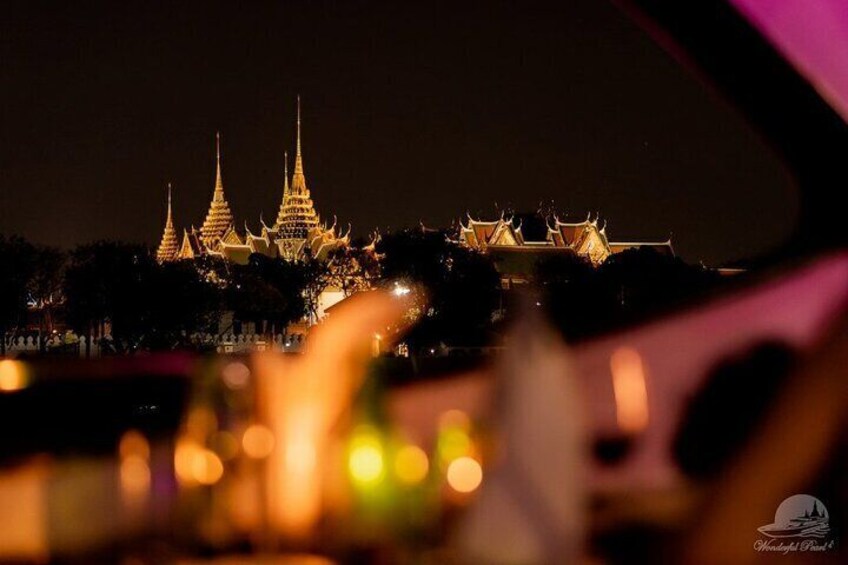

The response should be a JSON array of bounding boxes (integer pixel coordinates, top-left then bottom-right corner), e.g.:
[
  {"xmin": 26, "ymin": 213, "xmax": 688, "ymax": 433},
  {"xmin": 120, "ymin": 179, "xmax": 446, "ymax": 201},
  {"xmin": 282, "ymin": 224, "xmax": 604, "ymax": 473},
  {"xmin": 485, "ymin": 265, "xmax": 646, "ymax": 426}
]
[
  {"xmin": 0, "ymin": 360, "xmax": 29, "ymax": 392},
  {"xmin": 242, "ymin": 424, "xmax": 275, "ymax": 459},
  {"xmin": 349, "ymin": 427, "xmax": 384, "ymax": 484},
  {"xmin": 392, "ymin": 283, "xmax": 411, "ymax": 297},
  {"xmin": 192, "ymin": 449, "xmax": 224, "ymax": 485},
  {"xmin": 610, "ymin": 347, "xmax": 649, "ymax": 434},
  {"xmin": 120, "ymin": 454, "xmax": 151, "ymax": 497},
  {"xmin": 119, "ymin": 429, "xmax": 150, "ymax": 461},
  {"xmin": 222, "ymin": 361, "xmax": 251, "ymax": 389},
  {"xmin": 447, "ymin": 456, "xmax": 483, "ymax": 494},
  {"xmin": 175, "ymin": 439, "xmax": 223, "ymax": 486},
  {"xmin": 395, "ymin": 444, "xmax": 429, "ymax": 485}
]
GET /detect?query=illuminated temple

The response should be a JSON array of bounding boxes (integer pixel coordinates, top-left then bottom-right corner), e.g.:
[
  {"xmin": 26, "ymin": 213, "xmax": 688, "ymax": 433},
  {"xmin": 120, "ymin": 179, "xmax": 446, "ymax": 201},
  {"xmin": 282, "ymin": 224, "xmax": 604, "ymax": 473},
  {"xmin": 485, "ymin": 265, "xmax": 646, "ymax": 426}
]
[
  {"xmin": 156, "ymin": 99, "xmax": 347, "ymax": 265},
  {"xmin": 155, "ymin": 99, "xmax": 672, "ymax": 277},
  {"xmin": 458, "ymin": 213, "xmax": 673, "ymax": 284}
]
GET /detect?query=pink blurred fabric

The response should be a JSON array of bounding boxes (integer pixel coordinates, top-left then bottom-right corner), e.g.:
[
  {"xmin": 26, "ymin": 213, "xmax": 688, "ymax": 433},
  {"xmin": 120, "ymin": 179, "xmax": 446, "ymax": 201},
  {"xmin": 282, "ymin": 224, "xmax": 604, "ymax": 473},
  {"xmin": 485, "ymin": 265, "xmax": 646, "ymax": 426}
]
[
  {"xmin": 577, "ymin": 253, "xmax": 848, "ymax": 489},
  {"xmin": 732, "ymin": 0, "xmax": 848, "ymax": 122},
  {"xmin": 390, "ymin": 253, "xmax": 848, "ymax": 490}
]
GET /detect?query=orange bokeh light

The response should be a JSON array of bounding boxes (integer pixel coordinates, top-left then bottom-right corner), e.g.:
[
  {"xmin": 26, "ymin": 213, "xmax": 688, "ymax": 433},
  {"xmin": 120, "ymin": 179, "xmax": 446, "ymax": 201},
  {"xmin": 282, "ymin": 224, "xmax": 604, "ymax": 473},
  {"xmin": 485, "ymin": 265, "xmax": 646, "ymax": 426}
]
[{"xmin": 242, "ymin": 424, "xmax": 275, "ymax": 459}]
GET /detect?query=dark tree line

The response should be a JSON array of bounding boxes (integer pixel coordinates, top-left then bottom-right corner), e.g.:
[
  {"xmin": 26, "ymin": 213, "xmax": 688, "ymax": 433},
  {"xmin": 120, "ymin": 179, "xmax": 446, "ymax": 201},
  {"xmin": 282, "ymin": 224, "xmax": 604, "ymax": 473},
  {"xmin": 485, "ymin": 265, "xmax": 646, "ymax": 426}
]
[
  {"xmin": 535, "ymin": 247, "xmax": 725, "ymax": 341},
  {"xmin": 1, "ymin": 231, "xmax": 724, "ymax": 355}
]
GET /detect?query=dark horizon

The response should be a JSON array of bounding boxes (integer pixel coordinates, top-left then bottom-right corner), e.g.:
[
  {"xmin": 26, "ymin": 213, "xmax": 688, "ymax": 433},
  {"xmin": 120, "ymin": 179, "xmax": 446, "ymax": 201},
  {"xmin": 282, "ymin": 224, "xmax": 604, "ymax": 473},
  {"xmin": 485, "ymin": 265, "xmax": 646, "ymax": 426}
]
[{"xmin": 0, "ymin": 0, "xmax": 797, "ymax": 265}]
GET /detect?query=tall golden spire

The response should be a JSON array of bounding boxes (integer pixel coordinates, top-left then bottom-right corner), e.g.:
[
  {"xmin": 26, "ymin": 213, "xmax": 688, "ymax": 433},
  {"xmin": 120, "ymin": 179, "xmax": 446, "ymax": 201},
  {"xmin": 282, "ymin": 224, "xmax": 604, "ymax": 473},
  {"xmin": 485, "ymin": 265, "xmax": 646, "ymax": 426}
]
[
  {"xmin": 276, "ymin": 96, "xmax": 320, "ymax": 241},
  {"xmin": 213, "ymin": 131, "xmax": 224, "ymax": 201},
  {"xmin": 156, "ymin": 183, "xmax": 179, "ymax": 263},
  {"xmin": 292, "ymin": 96, "xmax": 307, "ymax": 192},
  {"xmin": 200, "ymin": 131, "xmax": 235, "ymax": 247}
]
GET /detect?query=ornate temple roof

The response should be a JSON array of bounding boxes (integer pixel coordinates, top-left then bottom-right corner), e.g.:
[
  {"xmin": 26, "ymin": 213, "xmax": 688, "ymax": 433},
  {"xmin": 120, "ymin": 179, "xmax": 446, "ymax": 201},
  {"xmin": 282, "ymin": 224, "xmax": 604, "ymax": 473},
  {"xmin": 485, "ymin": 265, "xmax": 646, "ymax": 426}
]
[
  {"xmin": 156, "ymin": 183, "xmax": 179, "ymax": 263},
  {"xmin": 276, "ymin": 97, "xmax": 320, "ymax": 241},
  {"xmin": 200, "ymin": 132, "xmax": 235, "ymax": 247},
  {"xmin": 459, "ymin": 211, "xmax": 674, "ymax": 269},
  {"xmin": 176, "ymin": 227, "xmax": 204, "ymax": 260}
]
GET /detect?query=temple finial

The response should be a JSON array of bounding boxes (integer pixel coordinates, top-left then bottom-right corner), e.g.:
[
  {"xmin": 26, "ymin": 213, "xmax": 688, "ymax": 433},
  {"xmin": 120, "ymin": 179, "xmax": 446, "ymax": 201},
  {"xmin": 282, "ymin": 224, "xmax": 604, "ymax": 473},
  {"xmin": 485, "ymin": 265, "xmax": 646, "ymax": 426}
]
[
  {"xmin": 214, "ymin": 131, "xmax": 224, "ymax": 199},
  {"xmin": 294, "ymin": 96, "xmax": 304, "ymax": 178},
  {"xmin": 166, "ymin": 182, "xmax": 173, "ymax": 227}
]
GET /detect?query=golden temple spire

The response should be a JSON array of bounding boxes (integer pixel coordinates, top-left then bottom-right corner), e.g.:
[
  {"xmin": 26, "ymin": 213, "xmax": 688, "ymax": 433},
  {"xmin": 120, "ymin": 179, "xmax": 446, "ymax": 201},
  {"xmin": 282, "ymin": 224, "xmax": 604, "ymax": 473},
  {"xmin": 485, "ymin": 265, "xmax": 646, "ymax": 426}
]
[
  {"xmin": 214, "ymin": 131, "xmax": 224, "ymax": 201},
  {"xmin": 165, "ymin": 183, "xmax": 174, "ymax": 228},
  {"xmin": 200, "ymin": 132, "xmax": 235, "ymax": 247},
  {"xmin": 295, "ymin": 97, "xmax": 303, "ymax": 173},
  {"xmin": 276, "ymin": 96, "xmax": 319, "ymax": 240},
  {"xmin": 292, "ymin": 96, "xmax": 307, "ymax": 191},
  {"xmin": 156, "ymin": 182, "xmax": 179, "ymax": 263}
]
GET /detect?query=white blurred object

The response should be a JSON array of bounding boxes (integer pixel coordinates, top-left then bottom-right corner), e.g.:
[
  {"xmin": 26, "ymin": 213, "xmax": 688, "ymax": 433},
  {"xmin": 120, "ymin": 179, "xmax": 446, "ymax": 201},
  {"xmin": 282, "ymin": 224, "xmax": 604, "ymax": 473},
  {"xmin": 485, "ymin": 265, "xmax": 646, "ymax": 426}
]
[{"xmin": 455, "ymin": 307, "xmax": 586, "ymax": 563}]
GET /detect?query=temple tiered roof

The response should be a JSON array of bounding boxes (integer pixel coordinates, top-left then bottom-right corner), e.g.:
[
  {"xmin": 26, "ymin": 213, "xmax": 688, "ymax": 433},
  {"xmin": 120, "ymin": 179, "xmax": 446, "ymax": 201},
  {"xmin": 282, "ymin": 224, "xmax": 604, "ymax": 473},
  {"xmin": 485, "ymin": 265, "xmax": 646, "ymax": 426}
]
[
  {"xmin": 199, "ymin": 132, "xmax": 235, "ymax": 248},
  {"xmin": 459, "ymin": 211, "xmax": 673, "ymax": 280},
  {"xmin": 155, "ymin": 183, "xmax": 179, "ymax": 263},
  {"xmin": 275, "ymin": 97, "xmax": 320, "ymax": 241}
]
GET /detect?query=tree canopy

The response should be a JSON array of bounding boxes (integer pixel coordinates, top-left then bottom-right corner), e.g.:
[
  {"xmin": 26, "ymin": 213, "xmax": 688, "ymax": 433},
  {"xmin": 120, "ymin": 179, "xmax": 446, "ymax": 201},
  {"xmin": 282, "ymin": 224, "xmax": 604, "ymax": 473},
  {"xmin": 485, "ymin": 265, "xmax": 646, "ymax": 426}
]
[{"xmin": 376, "ymin": 229, "xmax": 501, "ymax": 350}]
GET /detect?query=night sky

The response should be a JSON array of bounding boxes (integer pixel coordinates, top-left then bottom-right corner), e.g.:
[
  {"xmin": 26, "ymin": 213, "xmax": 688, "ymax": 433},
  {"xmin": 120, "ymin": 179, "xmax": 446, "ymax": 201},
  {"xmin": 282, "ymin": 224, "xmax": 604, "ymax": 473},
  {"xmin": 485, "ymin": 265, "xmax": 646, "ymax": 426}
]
[{"xmin": 0, "ymin": 0, "xmax": 797, "ymax": 265}]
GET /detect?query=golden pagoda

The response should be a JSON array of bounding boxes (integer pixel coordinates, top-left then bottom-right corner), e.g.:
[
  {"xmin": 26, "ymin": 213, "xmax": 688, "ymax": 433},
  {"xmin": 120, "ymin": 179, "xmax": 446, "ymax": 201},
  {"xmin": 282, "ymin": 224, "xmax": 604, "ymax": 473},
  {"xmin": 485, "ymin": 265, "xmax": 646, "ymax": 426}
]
[
  {"xmin": 199, "ymin": 132, "xmax": 235, "ymax": 248},
  {"xmin": 156, "ymin": 98, "xmax": 346, "ymax": 265},
  {"xmin": 275, "ymin": 97, "xmax": 320, "ymax": 241},
  {"xmin": 155, "ymin": 183, "xmax": 179, "ymax": 263}
]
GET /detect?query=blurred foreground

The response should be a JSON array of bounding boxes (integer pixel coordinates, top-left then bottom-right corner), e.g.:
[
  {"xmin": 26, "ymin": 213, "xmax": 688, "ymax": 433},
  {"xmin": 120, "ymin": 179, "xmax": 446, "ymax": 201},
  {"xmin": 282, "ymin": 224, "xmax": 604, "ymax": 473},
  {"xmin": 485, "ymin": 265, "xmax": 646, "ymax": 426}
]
[{"xmin": 1, "ymin": 255, "xmax": 847, "ymax": 564}]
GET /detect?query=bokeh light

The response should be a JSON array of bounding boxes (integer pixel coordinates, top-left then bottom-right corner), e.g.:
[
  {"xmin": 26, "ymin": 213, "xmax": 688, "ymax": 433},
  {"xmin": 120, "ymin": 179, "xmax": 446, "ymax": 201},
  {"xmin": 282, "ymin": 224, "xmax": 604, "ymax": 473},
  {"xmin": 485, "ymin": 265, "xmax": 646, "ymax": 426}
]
[
  {"xmin": 175, "ymin": 439, "xmax": 224, "ymax": 486},
  {"xmin": 192, "ymin": 449, "xmax": 224, "ymax": 485},
  {"xmin": 348, "ymin": 426, "xmax": 385, "ymax": 485},
  {"xmin": 394, "ymin": 444, "xmax": 429, "ymax": 485},
  {"xmin": 119, "ymin": 429, "xmax": 150, "ymax": 461},
  {"xmin": 120, "ymin": 455, "xmax": 151, "ymax": 497},
  {"xmin": 0, "ymin": 359, "xmax": 29, "ymax": 392},
  {"xmin": 446, "ymin": 456, "xmax": 483, "ymax": 494},
  {"xmin": 222, "ymin": 361, "xmax": 251, "ymax": 389},
  {"xmin": 439, "ymin": 409, "xmax": 471, "ymax": 431},
  {"xmin": 242, "ymin": 424, "xmax": 275, "ymax": 459}
]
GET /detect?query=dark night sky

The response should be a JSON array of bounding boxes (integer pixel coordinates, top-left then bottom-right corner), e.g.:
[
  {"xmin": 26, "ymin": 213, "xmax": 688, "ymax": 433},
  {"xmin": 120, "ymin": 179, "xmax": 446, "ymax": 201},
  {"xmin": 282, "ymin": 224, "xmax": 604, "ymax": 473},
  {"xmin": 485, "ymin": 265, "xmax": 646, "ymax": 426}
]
[{"xmin": 0, "ymin": 0, "xmax": 797, "ymax": 265}]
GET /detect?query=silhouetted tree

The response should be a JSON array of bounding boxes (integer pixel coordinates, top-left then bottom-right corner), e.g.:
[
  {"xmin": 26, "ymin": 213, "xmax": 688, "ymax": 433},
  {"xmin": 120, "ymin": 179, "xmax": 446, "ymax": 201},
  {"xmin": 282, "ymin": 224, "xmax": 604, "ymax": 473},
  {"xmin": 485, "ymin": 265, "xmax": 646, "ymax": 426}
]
[
  {"xmin": 227, "ymin": 254, "xmax": 308, "ymax": 335},
  {"xmin": 64, "ymin": 242, "xmax": 156, "ymax": 354},
  {"xmin": 377, "ymin": 229, "xmax": 500, "ymax": 350},
  {"xmin": 28, "ymin": 246, "xmax": 65, "ymax": 351},
  {"xmin": 144, "ymin": 260, "xmax": 222, "ymax": 350},
  {"xmin": 0, "ymin": 235, "xmax": 36, "ymax": 355},
  {"xmin": 538, "ymin": 247, "xmax": 723, "ymax": 341},
  {"xmin": 325, "ymin": 245, "xmax": 380, "ymax": 297}
]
